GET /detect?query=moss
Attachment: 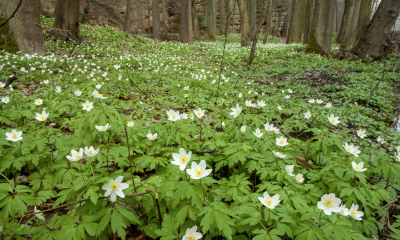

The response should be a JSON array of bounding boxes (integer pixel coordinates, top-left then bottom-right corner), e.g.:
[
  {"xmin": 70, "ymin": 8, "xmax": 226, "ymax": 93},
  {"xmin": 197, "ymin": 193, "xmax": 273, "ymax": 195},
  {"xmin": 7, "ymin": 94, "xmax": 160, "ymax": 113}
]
[
  {"xmin": 0, "ymin": 17, "xmax": 19, "ymax": 53},
  {"xmin": 304, "ymin": 30, "xmax": 325, "ymax": 55}
]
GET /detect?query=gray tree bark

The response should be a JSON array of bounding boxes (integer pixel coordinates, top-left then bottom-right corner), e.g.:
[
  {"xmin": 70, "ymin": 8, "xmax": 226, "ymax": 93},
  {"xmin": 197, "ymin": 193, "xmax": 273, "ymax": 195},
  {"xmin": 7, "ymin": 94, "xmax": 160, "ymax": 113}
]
[
  {"xmin": 287, "ymin": 0, "xmax": 308, "ymax": 44},
  {"xmin": 180, "ymin": 0, "xmax": 193, "ymax": 44},
  {"xmin": 152, "ymin": 0, "xmax": 161, "ymax": 39},
  {"xmin": 263, "ymin": 0, "xmax": 274, "ymax": 43},
  {"xmin": 52, "ymin": 0, "xmax": 81, "ymax": 41},
  {"xmin": 0, "ymin": 0, "xmax": 45, "ymax": 54},
  {"xmin": 207, "ymin": 0, "xmax": 218, "ymax": 40},
  {"xmin": 305, "ymin": 0, "xmax": 335, "ymax": 55},
  {"xmin": 238, "ymin": 0, "xmax": 250, "ymax": 46},
  {"xmin": 355, "ymin": 0, "xmax": 371, "ymax": 42},
  {"xmin": 192, "ymin": 0, "xmax": 200, "ymax": 40},
  {"xmin": 249, "ymin": 0, "xmax": 257, "ymax": 39},
  {"xmin": 337, "ymin": 0, "xmax": 356, "ymax": 48},
  {"xmin": 351, "ymin": 0, "xmax": 400, "ymax": 59},
  {"xmin": 162, "ymin": 0, "xmax": 168, "ymax": 32},
  {"xmin": 303, "ymin": 0, "xmax": 314, "ymax": 44},
  {"xmin": 124, "ymin": 0, "xmax": 132, "ymax": 32},
  {"xmin": 219, "ymin": 0, "xmax": 226, "ymax": 34}
]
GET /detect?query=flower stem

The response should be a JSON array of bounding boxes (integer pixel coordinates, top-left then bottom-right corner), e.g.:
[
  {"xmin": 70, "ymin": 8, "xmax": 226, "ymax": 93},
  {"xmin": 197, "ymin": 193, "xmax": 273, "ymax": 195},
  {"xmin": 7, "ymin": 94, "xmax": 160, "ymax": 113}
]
[
  {"xmin": 15, "ymin": 142, "xmax": 23, "ymax": 156},
  {"xmin": 88, "ymin": 157, "xmax": 96, "ymax": 186},
  {"xmin": 124, "ymin": 121, "xmax": 137, "ymax": 193},
  {"xmin": 79, "ymin": 163, "xmax": 87, "ymax": 186},
  {"xmin": 199, "ymin": 178, "xmax": 206, "ymax": 204}
]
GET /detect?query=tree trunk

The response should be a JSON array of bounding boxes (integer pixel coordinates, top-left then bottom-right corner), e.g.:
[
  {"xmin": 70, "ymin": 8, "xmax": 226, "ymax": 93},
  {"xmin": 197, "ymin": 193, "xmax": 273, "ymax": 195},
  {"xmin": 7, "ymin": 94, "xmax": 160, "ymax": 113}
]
[
  {"xmin": 287, "ymin": 0, "xmax": 307, "ymax": 44},
  {"xmin": 355, "ymin": 0, "xmax": 371, "ymax": 42},
  {"xmin": 263, "ymin": 0, "xmax": 274, "ymax": 43},
  {"xmin": 0, "ymin": 0, "xmax": 45, "ymax": 54},
  {"xmin": 180, "ymin": 0, "xmax": 193, "ymax": 44},
  {"xmin": 303, "ymin": 0, "xmax": 314, "ymax": 44},
  {"xmin": 305, "ymin": 0, "xmax": 335, "ymax": 55},
  {"xmin": 162, "ymin": 0, "xmax": 168, "ymax": 32},
  {"xmin": 52, "ymin": 0, "xmax": 81, "ymax": 41},
  {"xmin": 238, "ymin": 0, "xmax": 250, "ymax": 46},
  {"xmin": 348, "ymin": 0, "xmax": 361, "ymax": 46},
  {"xmin": 152, "ymin": 0, "xmax": 161, "ymax": 39},
  {"xmin": 249, "ymin": 0, "xmax": 257, "ymax": 39},
  {"xmin": 124, "ymin": 0, "xmax": 132, "ymax": 32},
  {"xmin": 227, "ymin": 0, "xmax": 232, "ymax": 33},
  {"xmin": 207, "ymin": 0, "xmax": 218, "ymax": 40},
  {"xmin": 337, "ymin": 0, "xmax": 355, "ymax": 48},
  {"xmin": 351, "ymin": 0, "xmax": 400, "ymax": 60},
  {"xmin": 219, "ymin": 0, "xmax": 226, "ymax": 34},
  {"xmin": 282, "ymin": 0, "xmax": 291, "ymax": 38},
  {"xmin": 248, "ymin": 0, "xmax": 268, "ymax": 65},
  {"xmin": 192, "ymin": 0, "xmax": 200, "ymax": 40}
]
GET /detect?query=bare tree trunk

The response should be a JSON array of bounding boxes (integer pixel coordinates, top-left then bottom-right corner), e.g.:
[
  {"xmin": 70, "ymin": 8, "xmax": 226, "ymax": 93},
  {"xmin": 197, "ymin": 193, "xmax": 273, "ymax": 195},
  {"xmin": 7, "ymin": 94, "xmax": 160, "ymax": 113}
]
[
  {"xmin": 303, "ymin": 0, "xmax": 314, "ymax": 44},
  {"xmin": 348, "ymin": 0, "xmax": 361, "ymax": 46},
  {"xmin": 287, "ymin": 0, "xmax": 307, "ymax": 44},
  {"xmin": 192, "ymin": 0, "xmax": 200, "ymax": 40},
  {"xmin": 351, "ymin": 0, "xmax": 400, "ymax": 60},
  {"xmin": 305, "ymin": 0, "xmax": 335, "ymax": 55},
  {"xmin": 124, "ymin": 0, "xmax": 132, "ymax": 32},
  {"xmin": 152, "ymin": 0, "xmax": 161, "ymax": 39},
  {"xmin": 162, "ymin": 0, "xmax": 168, "ymax": 32},
  {"xmin": 219, "ymin": 0, "xmax": 226, "ymax": 34},
  {"xmin": 238, "ymin": 0, "xmax": 250, "ymax": 46},
  {"xmin": 248, "ymin": 0, "xmax": 268, "ymax": 65},
  {"xmin": 249, "ymin": 0, "xmax": 257, "ymax": 39},
  {"xmin": 263, "ymin": 0, "xmax": 274, "ymax": 43},
  {"xmin": 180, "ymin": 0, "xmax": 193, "ymax": 44},
  {"xmin": 52, "ymin": 0, "xmax": 81, "ymax": 41},
  {"xmin": 227, "ymin": 0, "xmax": 232, "ymax": 34},
  {"xmin": 207, "ymin": 0, "xmax": 218, "ymax": 40},
  {"xmin": 337, "ymin": 0, "xmax": 355, "ymax": 48},
  {"xmin": 0, "ymin": 0, "xmax": 44, "ymax": 54},
  {"xmin": 282, "ymin": 0, "xmax": 291, "ymax": 38},
  {"xmin": 355, "ymin": 0, "xmax": 371, "ymax": 42}
]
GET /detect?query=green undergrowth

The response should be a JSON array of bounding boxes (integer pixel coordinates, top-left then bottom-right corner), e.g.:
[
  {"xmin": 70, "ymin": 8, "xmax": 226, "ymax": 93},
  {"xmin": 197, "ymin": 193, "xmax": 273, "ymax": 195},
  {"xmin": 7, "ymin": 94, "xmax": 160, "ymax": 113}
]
[{"xmin": 0, "ymin": 17, "xmax": 400, "ymax": 240}]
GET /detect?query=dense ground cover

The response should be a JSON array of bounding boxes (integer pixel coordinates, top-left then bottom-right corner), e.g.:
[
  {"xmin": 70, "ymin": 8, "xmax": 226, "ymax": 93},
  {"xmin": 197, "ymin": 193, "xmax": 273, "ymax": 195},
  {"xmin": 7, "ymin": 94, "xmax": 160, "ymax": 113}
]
[{"xmin": 1, "ymin": 17, "xmax": 400, "ymax": 239}]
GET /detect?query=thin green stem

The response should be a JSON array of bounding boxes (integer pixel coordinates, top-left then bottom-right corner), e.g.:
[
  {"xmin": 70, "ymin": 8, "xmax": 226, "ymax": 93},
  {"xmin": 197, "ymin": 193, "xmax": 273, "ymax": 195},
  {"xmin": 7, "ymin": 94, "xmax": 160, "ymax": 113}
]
[
  {"xmin": 88, "ymin": 157, "xmax": 96, "ymax": 186},
  {"xmin": 79, "ymin": 163, "xmax": 87, "ymax": 186}
]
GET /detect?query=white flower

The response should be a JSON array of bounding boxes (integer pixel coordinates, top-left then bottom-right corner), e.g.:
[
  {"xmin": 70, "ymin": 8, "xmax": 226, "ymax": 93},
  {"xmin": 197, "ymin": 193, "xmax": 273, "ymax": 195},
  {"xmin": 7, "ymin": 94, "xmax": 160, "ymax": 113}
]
[
  {"xmin": 55, "ymin": 86, "xmax": 62, "ymax": 93},
  {"xmin": 35, "ymin": 110, "xmax": 49, "ymax": 121},
  {"xmin": 189, "ymin": 113, "xmax": 194, "ymax": 119},
  {"xmin": 0, "ymin": 82, "xmax": 5, "ymax": 88},
  {"xmin": 82, "ymin": 100, "xmax": 93, "ymax": 111},
  {"xmin": 181, "ymin": 113, "xmax": 188, "ymax": 119},
  {"xmin": 84, "ymin": 146, "xmax": 99, "ymax": 157},
  {"xmin": 277, "ymin": 106, "xmax": 282, "ymax": 110},
  {"xmin": 186, "ymin": 160, "xmax": 212, "ymax": 179},
  {"xmin": 377, "ymin": 136, "xmax": 386, "ymax": 144},
  {"xmin": 316, "ymin": 99, "xmax": 323, "ymax": 104},
  {"xmin": 92, "ymin": 90, "xmax": 108, "ymax": 99},
  {"xmin": 253, "ymin": 128, "xmax": 263, "ymax": 138},
  {"xmin": 95, "ymin": 123, "xmax": 111, "ymax": 131},
  {"xmin": 343, "ymin": 143, "xmax": 361, "ymax": 157},
  {"xmin": 339, "ymin": 204, "xmax": 350, "ymax": 216},
  {"xmin": 127, "ymin": 121, "xmax": 134, "ymax": 127},
  {"xmin": 317, "ymin": 193, "xmax": 341, "ymax": 215},
  {"xmin": 167, "ymin": 109, "xmax": 181, "ymax": 121},
  {"xmin": 184, "ymin": 86, "xmax": 189, "ymax": 90},
  {"xmin": 74, "ymin": 90, "xmax": 82, "ymax": 96},
  {"xmin": 351, "ymin": 161, "xmax": 367, "ymax": 172},
  {"xmin": 348, "ymin": 203, "xmax": 364, "ymax": 221},
  {"xmin": 5, "ymin": 129, "xmax": 23, "ymax": 142},
  {"xmin": 230, "ymin": 103, "xmax": 242, "ymax": 118},
  {"xmin": 258, "ymin": 191, "xmax": 280, "ymax": 209},
  {"xmin": 308, "ymin": 99, "xmax": 315, "ymax": 104},
  {"xmin": 285, "ymin": 95, "xmax": 290, "ymax": 99},
  {"xmin": 240, "ymin": 125, "xmax": 246, "ymax": 133},
  {"xmin": 182, "ymin": 226, "xmax": 202, "ymax": 240},
  {"xmin": 304, "ymin": 111, "xmax": 311, "ymax": 119},
  {"xmin": 273, "ymin": 151, "xmax": 286, "ymax": 158},
  {"xmin": 238, "ymin": 93, "xmax": 242, "ymax": 97},
  {"xmin": 273, "ymin": 128, "xmax": 280, "ymax": 134},
  {"xmin": 264, "ymin": 122, "xmax": 275, "ymax": 131},
  {"xmin": 34, "ymin": 206, "xmax": 45, "ymax": 220},
  {"xmin": 276, "ymin": 136, "xmax": 288, "ymax": 146},
  {"xmin": 147, "ymin": 133, "xmax": 158, "ymax": 140},
  {"xmin": 66, "ymin": 148, "xmax": 84, "ymax": 161},
  {"xmin": 34, "ymin": 98, "xmax": 43, "ymax": 105},
  {"xmin": 222, "ymin": 122, "xmax": 225, "ymax": 127},
  {"xmin": 395, "ymin": 153, "xmax": 400, "ymax": 162},
  {"xmin": 288, "ymin": 89, "xmax": 292, "ymax": 93},
  {"xmin": 325, "ymin": 102, "xmax": 332, "ymax": 108},
  {"xmin": 357, "ymin": 129, "xmax": 366, "ymax": 139},
  {"xmin": 295, "ymin": 173, "xmax": 304, "ymax": 183},
  {"xmin": 328, "ymin": 114, "xmax": 340, "ymax": 125},
  {"xmin": 96, "ymin": 84, "xmax": 102, "ymax": 89},
  {"xmin": 171, "ymin": 148, "xmax": 192, "ymax": 171},
  {"xmin": 285, "ymin": 165, "xmax": 294, "ymax": 176},
  {"xmin": 245, "ymin": 100, "xmax": 252, "ymax": 107},
  {"xmin": 1, "ymin": 96, "xmax": 9, "ymax": 104},
  {"xmin": 184, "ymin": 93, "xmax": 189, "ymax": 97},
  {"xmin": 43, "ymin": 80, "xmax": 49, "ymax": 84},
  {"xmin": 257, "ymin": 100, "xmax": 266, "ymax": 107},
  {"xmin": 194, "ymin": 108, "xmax": 205, "ymax": 118},
  {"xmin": 114, "ymin": 64, "xmax": 120, "ymax": 69},
  {"xmin": 102, "ymin": 176, "xmax": 129, "ymax": 202}
]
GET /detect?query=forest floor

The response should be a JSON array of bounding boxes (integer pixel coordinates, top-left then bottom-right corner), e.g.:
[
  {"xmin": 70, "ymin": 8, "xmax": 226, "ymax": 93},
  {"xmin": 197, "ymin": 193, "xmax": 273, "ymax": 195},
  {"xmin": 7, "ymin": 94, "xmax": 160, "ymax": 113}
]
[{"xmin": 1, "ymin": 17, "xmax": 400, "ymax": 240}]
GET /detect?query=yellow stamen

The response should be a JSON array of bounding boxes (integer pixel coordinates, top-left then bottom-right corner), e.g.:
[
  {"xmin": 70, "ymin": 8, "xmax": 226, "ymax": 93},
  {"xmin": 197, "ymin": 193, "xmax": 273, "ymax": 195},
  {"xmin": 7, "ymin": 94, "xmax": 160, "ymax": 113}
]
[
  {"xmin": 40, "ymin": 115, "xmax": 45, "ymax": 120},
  {"xmin": 12, "ymin": 133, "xmax": 18, "ymax": 138},
  {"xmin": 351, "ymin": 210, "xmax": 357, "ymax": 216},
  {"xmin": 355, "ymin": 165, "xmax": 360, "ymax": 170},
  {"xmin": 188, "ymin": 233, "xmax": 196, "ymax": 240},
  {"xmin": 194, "ymin": 167, "xmax": 204, "ymax": 177},
  {"xmin": 111, "ymin": 183, "xmax": 119, "ymax": 190},
  {"xmin": 265, "ymin": 198, "xmax": 273, "ymax": 206},
  {"xmin": 179, "ymin": 155, "xmax": 188, "ymax": 164},
  {"xmin": 324, "ymin": 198, "xmax": 334, "ymax": 207},
  {"xmin": 235, "ymin": 109, "xmax": 239, "ymax": 114}
]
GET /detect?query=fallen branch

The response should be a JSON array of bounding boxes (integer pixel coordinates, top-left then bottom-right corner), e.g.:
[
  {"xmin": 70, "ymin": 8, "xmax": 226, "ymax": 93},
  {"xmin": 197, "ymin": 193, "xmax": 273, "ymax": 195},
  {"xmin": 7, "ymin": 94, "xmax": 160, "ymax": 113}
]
[{"xmin": 10, "ymin": 189, "xmax": 157, "ymax": 220}]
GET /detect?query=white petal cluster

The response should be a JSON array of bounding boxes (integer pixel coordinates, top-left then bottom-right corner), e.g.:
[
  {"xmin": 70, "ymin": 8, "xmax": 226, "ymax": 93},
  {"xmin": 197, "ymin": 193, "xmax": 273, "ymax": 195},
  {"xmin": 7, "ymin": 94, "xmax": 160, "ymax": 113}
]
[
  {"xmin": 171, "ymin": 148, "xmax": 192, "ymax": 171},
  {"xmin": 258, "ymin": 191, "xmax": 280, "ymax": 209},
  {"xmin": 186, "ymin": 160, "xmax": 212, "ymax": 179},
  {"xmin": 102, "ymin": 176, "xmax": 129, "ymax": 202}
]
